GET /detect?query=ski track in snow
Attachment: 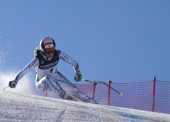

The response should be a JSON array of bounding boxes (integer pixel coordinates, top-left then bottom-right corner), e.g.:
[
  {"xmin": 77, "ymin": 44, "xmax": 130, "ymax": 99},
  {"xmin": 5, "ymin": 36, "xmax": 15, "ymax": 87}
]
[{"xmin": 0, "ymin": 91, "xmax": 170, "ymax": 122}]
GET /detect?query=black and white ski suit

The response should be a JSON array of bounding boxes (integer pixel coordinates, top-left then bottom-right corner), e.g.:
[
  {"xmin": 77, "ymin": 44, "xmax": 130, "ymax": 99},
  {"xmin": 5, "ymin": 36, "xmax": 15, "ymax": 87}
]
[{"xmin": 15, "ymin": 49, "xmax": 97, "ymax": 104}]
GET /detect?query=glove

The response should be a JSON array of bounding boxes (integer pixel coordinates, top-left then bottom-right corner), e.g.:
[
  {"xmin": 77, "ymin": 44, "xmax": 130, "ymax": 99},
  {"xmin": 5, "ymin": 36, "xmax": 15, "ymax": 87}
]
[
  {"xmin": 74, "ymin": 73, "xmax": 82, "ymax": 82},
  {"xmin": 9, "ymin": 80, "xmax": 18, "ymax": 88}
]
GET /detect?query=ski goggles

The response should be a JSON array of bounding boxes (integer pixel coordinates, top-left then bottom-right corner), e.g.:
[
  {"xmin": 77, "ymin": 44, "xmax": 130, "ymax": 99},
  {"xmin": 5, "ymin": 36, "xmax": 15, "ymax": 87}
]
[{"xmin": 44, "ymin": 47, "xmax": 55, "ymax": 54}]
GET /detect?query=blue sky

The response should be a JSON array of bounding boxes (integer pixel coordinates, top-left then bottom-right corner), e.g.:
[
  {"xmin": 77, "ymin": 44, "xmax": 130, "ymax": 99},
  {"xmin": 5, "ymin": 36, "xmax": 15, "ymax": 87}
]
[{"xmin": 0, "ymin": 0, "xmax": 170, "ymax": 83}]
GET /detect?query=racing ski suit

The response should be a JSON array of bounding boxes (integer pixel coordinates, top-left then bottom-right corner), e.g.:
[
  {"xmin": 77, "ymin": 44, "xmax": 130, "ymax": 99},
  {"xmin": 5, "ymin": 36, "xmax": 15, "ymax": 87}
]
[{"xmin": 14, "ymin": 49, "xmax": 97, "ymax": 104}]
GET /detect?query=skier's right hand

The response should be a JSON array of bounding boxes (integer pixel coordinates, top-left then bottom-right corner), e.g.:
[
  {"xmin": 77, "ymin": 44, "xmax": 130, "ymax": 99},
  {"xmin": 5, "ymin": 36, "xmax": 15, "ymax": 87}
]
[{"xmin": 9, "ymin": 80, "xmax": 18, "ymax": 88}]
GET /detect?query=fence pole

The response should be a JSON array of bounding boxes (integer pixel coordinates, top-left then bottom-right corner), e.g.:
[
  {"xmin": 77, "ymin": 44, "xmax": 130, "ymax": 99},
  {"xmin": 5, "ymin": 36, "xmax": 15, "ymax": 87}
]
[
  {"xmin": 152, "ymin": 76, "xmax": 156, "ymax": 112},
  {"xmin": 108, "ymin": 80, "xmax": 112, "ymax": 105},
  {"xmin": 92, "ymin": 82, "xmax": 97, "ymax": 99},
  {"xmin": 45, "ymin": 91, "xmax": 48, "ymax": 97}
]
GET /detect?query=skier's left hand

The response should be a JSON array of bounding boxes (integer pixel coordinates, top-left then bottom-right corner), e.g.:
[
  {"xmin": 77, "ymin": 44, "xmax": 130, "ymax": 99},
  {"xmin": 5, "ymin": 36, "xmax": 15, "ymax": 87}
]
[{"xmin": 74, "ymin": 73, "xmax": 82, "ymax": 82}]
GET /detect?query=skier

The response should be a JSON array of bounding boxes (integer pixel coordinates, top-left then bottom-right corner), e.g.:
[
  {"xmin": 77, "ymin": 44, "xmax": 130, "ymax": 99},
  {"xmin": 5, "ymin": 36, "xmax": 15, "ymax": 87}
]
[{"xmin": 8, "ymin": 37, "xmax": 97, "ymax": 104}]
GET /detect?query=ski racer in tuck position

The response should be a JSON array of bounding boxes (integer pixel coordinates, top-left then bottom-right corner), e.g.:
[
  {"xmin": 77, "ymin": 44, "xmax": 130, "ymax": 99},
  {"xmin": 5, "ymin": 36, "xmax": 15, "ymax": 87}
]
[{"xmin": 9, "ymin": 37, "xmax": 97, "ymax": 104}]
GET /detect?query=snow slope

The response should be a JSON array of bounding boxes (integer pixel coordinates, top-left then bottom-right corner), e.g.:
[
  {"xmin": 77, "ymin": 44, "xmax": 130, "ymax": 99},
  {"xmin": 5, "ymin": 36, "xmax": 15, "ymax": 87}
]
[{"xmin": 0, "ymin": 91, "xmax": 170, "ymax": 122}]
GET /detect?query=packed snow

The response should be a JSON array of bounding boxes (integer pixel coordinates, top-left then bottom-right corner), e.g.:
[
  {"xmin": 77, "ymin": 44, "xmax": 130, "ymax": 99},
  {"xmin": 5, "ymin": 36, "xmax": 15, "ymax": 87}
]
[{"xmin": 0, "ymin": 91, "xmax": 170, "ymax": 122}]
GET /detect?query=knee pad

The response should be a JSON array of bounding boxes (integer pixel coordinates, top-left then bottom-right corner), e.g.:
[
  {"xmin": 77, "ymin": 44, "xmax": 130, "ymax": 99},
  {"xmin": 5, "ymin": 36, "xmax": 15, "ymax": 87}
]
[{"xmin": 36, "ymin": 76, "xmax": 50, "ymax": 92}]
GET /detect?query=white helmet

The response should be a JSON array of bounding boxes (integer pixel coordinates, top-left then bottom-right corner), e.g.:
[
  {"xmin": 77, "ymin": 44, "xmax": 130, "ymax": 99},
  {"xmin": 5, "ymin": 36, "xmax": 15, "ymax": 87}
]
[{"xmin": 39, "ymin": 37, "xmax": 56, "ymax": 53}]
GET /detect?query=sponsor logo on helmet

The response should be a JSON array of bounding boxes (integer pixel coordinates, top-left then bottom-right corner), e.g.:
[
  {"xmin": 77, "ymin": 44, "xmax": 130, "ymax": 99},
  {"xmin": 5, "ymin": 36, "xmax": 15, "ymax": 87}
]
[{"xmin": 43, "ymin": 37, "xmax": 53, "ymax": 44}]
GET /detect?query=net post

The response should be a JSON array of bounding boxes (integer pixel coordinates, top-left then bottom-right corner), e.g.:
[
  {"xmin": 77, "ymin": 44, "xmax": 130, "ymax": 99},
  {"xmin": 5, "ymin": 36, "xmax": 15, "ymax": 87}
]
[
  {"xmin": 152, "ymin": 76, "xmax": 156, "ymax": 112},
  {"xmin": 45, "ymin": 91, "xmax": 48, "ymax": 97},
  {"xmin": 92, "ymin": 82, "xmax": 97, "ymax": 99},
  {"xmin": 108, "ymin": 80, "xmax": 112, "ymax": 105}
]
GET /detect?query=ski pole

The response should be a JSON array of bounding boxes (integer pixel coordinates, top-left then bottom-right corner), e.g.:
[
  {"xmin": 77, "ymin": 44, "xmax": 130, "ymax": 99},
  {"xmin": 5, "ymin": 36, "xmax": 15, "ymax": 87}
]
[
  {"xmin": 81, "ymin": 78, "xmax": 123, "ymax": 96},
  {"xmin": 2, "ymin": 86, "xmax": 9, "ymax": 91},
  {"xmin": 73, "ymin": 67, "xmax": 123, "ymax": 96}
]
